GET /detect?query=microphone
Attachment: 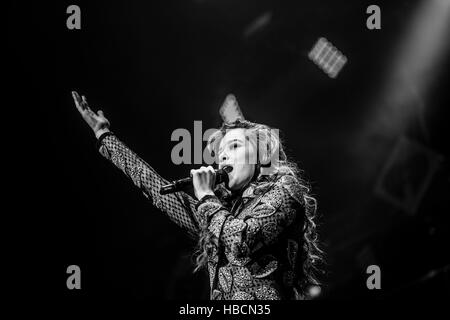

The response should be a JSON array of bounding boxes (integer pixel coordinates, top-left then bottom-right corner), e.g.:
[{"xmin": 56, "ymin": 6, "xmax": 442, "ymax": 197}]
[{"xmin": 159, "ymin": 165, "xmax": 233, "ymax": 195}]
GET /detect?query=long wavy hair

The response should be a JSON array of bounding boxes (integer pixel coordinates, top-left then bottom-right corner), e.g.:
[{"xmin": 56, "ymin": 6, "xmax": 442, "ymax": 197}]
[{"xmin": 193, "ymin": 119, "xmax": 324, "ymax": 298}]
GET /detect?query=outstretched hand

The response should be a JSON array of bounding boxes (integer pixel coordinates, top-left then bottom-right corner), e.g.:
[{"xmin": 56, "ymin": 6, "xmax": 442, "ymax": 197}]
[{"xmin": 72, "ymin": 91, "xmax": 110, "ymax": 138}]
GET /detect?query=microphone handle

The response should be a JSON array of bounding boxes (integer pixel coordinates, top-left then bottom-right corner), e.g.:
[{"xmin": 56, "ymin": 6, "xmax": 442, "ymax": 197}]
[
  {"xmin": 159, "ymin": 177, "xmax": 192, "ymax": 195},
  {"xmin": 159, "ymin": 168, "xmax": 230, "ymax": 195}
]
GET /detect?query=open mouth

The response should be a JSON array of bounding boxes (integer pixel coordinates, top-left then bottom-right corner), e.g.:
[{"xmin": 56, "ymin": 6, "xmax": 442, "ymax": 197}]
[{"xmin": 219, "ymin": 163, "xmax": 232, "ymax": 170}]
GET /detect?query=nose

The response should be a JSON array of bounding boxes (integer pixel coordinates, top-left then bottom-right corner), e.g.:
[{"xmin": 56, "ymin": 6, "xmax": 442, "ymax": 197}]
[{"xmin": 219, "ymin": 150, "xmax": 229, "ymax": 165}]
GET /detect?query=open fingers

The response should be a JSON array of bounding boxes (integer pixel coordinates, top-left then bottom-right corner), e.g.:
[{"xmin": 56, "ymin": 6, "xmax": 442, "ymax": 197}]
[
  {"xmin": 82, "ymin": 95, "xmax": 88, "ymax": 108},
  {"xmin": 81, "ymin": 95, "xmax": 94, "ymax": 113},
  {"xmin": 72, "ymin": 91, "xmax": 85, "ymax": 112},
  {"xmin": 72, "ymin": 91, "xmax": 100, "ymax": 123}
]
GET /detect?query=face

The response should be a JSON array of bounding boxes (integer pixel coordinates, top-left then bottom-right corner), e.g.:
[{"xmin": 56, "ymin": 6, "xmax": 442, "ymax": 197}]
[{"xmin": 218, "ymin": 128, "xmax": 256, "ymax": 191}]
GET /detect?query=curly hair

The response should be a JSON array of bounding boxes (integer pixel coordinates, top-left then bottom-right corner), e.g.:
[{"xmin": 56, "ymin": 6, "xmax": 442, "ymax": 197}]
[{"xmin": 192, "ymin": 119, "xmax": 324, "ymax": 298}]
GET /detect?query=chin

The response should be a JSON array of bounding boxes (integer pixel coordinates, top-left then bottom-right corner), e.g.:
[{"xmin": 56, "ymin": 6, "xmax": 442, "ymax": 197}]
[
  {"xmin": 227, "ymin": 177, "xmax": 241, "ymax": 191},
  {"xmin": 227, "ymin": 181, "xmax": 237, "ymax": 191},
  {"xmin": 228, "ymin": 179, "xmax": 249, "ymax": 192}
]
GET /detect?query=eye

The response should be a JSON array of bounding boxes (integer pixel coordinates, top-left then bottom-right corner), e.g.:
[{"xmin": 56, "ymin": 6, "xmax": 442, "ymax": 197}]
[{"xmin": 231, "ymin": 142, "xmax": 239, "ymax": 150}]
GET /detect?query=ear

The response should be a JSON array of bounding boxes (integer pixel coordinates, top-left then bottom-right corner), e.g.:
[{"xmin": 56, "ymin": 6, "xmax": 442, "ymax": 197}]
[{"xmin": 219, "ymin": 94, "xmax": 245, "ymax": 124}]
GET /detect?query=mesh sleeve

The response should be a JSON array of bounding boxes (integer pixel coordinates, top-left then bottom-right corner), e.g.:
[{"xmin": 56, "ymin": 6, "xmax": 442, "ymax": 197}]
[{"xmin": 97, "ymin": 133, "xmax": 200, "ymax": 238}]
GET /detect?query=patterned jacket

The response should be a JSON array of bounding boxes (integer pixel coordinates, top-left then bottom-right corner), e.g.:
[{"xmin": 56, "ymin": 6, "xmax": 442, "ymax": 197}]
[{"xmin": 98, "ymin": 133, "xmax": 307, "ymax": 300}]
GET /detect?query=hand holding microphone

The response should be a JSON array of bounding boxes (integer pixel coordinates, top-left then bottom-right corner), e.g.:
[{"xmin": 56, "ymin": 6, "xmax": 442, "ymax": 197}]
[
  {"xmin": 159, "ymin": 165, "xmax": 233, "ymax": 198},
  {"xmin": 190, "ymin": 166, "xmax": 217, "ymax": 200}
]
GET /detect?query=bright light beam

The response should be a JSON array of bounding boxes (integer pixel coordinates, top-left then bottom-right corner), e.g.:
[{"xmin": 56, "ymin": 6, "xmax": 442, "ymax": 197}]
[{"xmin": 364, "ymin": 0, "xmax": 450, "ymax": 139}]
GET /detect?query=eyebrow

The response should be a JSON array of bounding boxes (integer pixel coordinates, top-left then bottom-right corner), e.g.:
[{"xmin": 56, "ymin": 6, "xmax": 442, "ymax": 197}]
[{"xmin": 218, "ymin": 138, "xmax": 243, "ymax": 154}]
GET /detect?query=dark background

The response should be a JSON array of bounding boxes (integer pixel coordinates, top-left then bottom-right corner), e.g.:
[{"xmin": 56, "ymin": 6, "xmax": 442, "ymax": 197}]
[{"xmin": 8, "ymin": 0, "xmax": 449, "ymax": 301}]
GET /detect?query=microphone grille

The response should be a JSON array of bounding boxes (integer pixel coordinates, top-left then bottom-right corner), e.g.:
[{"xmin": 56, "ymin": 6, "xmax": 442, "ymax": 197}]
[{"xmin": 222, "ymin": 165, "xmax": 233, "ymax": 173}]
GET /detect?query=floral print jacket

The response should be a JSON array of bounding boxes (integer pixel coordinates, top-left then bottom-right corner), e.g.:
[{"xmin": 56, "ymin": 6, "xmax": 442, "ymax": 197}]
[{"xmin": 98, "ymin": 133, "xmax": 306, "ymax": 300}]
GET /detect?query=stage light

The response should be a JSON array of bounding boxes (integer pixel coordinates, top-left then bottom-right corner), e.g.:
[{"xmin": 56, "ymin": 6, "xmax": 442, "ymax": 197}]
[
  {"xmin": 219, "ymin": 94, "xmax": 245, "ymax": 124},
  {"xmin": 374, "ymin": 136, "xmax": 443, "ymax": 215},
  {"xmin": 243, "ymin": 11, "xmax": 272, "ymax": 38},
  {"xmin": 308, "ymin": 285, "xmax": 322, "ymax": 298},
  {"xmin": 308, "ymin": 37, "xmax": 347, "ymax": 79},
  {"xmin": 363, "ymin": 0, "xmax": 450, "ymax": 139}
]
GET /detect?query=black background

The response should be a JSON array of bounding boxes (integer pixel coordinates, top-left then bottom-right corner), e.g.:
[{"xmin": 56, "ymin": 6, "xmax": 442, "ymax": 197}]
[{"xmin": 7, "ymin": 0, "xmax": 449, "ymax": 305}]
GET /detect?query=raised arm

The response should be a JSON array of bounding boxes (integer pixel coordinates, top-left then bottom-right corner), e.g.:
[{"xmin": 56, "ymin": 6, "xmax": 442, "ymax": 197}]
[{"xmin": 71, "ymin": 91, "xmax": 200, "ymax": 238}]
